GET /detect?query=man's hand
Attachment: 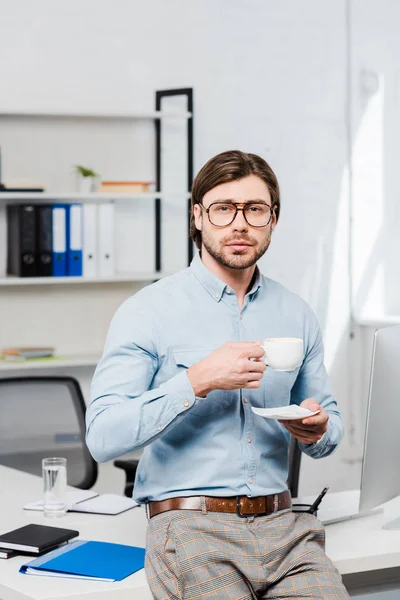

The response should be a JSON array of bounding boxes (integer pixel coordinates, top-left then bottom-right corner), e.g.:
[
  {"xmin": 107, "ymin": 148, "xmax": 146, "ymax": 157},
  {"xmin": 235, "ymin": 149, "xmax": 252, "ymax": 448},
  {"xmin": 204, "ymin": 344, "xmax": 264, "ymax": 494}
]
[
  {"xmin": 279, "ymin": 398, "xmax": 329, "ymax": 445},
  {"xmin": 187, "ymin": 341, "xmax": 266, "ymax": 397}
]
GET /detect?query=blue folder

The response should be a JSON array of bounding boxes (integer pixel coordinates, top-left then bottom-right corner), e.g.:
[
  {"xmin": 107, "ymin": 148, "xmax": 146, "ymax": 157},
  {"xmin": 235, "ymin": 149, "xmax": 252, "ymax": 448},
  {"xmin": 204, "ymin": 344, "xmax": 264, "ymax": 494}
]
[
  {"xmin": 52, "ymin": 204, "xmax": 67, "ymax": 276},
  {"xmin": 19, "ymin": 540, "xmax": 145, "ymax": 581},
  {"xmin": 66, "ymin": 204, "xmax": 83, "ymax": 276}
]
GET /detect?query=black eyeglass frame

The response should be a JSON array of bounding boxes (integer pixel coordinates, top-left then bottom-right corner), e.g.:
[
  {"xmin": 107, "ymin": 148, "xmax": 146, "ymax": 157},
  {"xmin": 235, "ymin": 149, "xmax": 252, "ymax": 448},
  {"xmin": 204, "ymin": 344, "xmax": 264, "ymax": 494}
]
[{"xmin": 199, "ymin": 201, "xmax": 274, "ymax": 228}]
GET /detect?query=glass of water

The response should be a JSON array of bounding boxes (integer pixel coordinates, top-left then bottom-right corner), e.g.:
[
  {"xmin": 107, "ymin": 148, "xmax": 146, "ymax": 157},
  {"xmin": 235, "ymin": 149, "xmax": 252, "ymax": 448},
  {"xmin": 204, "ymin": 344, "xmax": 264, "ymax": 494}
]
[{"xmin": 42, "ymin": 457, "xmax": 67, "ymax": 518}]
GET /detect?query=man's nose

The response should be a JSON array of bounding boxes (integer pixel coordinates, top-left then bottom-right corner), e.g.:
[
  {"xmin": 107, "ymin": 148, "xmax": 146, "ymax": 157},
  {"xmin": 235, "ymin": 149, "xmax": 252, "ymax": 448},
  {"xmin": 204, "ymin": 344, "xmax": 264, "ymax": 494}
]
[{"xmin": 232, "ymin": 208, "xmax": 248, "ymax": 229}]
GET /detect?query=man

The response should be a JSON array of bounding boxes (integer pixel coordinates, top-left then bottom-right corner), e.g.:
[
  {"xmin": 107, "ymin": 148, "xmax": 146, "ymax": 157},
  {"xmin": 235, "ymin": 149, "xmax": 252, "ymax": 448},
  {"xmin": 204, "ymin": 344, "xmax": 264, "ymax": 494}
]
[{"xmin": 86, "ymin": 150, "xmax": 349, "ymax": 599}]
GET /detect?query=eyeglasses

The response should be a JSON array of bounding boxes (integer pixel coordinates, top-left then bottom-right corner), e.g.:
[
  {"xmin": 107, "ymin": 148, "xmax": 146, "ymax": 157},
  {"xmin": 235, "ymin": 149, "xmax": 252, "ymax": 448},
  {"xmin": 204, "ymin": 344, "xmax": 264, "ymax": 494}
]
[{"xmin": 200, "ymin": 201, "xmax": 274, "ymax": 228}]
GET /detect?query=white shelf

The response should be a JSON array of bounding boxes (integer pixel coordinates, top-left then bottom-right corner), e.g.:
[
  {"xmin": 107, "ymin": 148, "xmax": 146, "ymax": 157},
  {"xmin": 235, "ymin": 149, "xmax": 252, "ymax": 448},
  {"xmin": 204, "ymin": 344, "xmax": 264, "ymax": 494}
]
[
  {"xmin": 0, "ymin": 354, "xmax": 100, "ymax": 371},
  {"xmin": 356, "ymin": 315, "xmax": 400, "ymax": 327},
  {"xmin": 0, "ymin": 109, "xmax": 192, "ymax": 120},
  {"xmin": 0, "ymin": 191, "xmax": 190, "ymax": 203},
  {"xmin": 0, "ymin": 272, "xmax": 170, "ymax": 286}
]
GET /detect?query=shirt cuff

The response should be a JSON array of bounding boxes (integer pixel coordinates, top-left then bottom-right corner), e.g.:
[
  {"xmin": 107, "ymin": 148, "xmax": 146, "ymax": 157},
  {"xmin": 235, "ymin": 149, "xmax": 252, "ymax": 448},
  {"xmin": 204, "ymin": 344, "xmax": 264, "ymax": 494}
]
[{"xmin": 315, "ymin": 431, "xmax": 326, "ymax": 446}]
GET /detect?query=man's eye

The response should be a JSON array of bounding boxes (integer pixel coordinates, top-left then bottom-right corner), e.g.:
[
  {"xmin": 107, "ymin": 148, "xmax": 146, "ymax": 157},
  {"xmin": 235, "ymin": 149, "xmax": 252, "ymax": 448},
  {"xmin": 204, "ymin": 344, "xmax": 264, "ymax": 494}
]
[
  {"xmin": 215, "ymin": 205, "xmax": 233, "ymax": 212},
  {"xmin": 247, "ymin": 205, "xmax": 267, "ymax": 213}
]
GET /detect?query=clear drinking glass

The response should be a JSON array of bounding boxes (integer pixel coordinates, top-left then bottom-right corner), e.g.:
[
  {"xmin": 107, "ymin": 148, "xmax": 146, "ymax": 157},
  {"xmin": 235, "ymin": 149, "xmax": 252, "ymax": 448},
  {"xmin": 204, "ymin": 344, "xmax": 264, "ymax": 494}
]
[{"xmin": 42, "ymin": 457, "xmax": 67, "ymax": 518}]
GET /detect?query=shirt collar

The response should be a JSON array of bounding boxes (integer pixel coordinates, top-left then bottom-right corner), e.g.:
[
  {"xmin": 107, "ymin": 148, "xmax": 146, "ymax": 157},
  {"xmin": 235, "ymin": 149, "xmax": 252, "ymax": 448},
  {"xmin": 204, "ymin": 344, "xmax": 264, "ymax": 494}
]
[{"xmin": 190, "ymin": 251, "xmax": 263, "ymax": 302}]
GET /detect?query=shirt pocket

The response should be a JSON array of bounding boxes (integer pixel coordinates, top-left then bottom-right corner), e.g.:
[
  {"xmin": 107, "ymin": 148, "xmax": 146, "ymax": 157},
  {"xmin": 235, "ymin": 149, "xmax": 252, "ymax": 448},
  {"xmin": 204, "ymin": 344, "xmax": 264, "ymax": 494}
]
[
  {"xmin": 172, "ymin": 348, "xmax": 234, "ymax": 417},
  {"xmin": 262, "ymin": 366, "xmax": 301, "ymax": 407}
]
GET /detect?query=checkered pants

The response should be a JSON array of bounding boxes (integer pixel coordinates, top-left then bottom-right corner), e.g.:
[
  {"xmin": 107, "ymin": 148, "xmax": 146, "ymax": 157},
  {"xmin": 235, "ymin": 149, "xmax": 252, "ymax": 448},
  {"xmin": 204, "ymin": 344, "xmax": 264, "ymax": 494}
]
[{"xmin": 145, "ymin": 507, "xmax": 350, "ymax": 599}]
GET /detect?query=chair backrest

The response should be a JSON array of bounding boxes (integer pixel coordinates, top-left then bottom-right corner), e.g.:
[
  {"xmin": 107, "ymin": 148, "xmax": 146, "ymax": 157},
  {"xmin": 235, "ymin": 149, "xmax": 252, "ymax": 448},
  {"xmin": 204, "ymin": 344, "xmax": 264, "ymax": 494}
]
[
  {"xmin": 0, "ymin": 376, "xmax": 97, "ymax": 489},
  {"xmin": 287, "ymin": 436, "xmax": 301, "ymax": 498}
]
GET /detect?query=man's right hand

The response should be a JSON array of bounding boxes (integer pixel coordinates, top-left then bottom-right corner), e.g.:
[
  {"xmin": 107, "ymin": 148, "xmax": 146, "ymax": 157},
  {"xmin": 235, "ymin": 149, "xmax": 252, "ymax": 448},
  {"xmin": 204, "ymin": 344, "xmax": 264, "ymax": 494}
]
[{"xmin": 187, "ymin": 342, "xmax": 266, "ymax": 397}]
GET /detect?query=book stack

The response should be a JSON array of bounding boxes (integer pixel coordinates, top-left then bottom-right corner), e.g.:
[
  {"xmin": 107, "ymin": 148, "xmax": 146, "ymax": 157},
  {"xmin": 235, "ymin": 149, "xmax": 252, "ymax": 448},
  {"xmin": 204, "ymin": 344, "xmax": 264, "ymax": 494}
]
[
  {"xmin": 5, "ymin": 202, "xmax": 116, "ymax": 278},
  {"xmin": 98, "ymin": 181, "xmax": 153, "ymax": 193},
  {"xmin": 0, "ymin": 524, "xmax": 79, "ymax": 560},
  {"xmin": 1, "ymin": 347, "xmax": 55, "ymax": 361}
]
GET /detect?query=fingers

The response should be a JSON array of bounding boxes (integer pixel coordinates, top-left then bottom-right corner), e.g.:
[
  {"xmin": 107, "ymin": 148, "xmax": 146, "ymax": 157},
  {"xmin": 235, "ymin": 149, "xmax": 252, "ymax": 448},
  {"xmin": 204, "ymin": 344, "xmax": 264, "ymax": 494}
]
[
  {"xmin": 245, "ymin": 380, "xmax": 261, "ymax": 389},
  {"xmin": 240, "ymin": 344, "xmax": 265, "ymax": 360},
  {"xmin": 281, "ymin": 424, "xmax": 324, "ymax": 444},
  {"xmin": 302, "ymin": 414, "xmax": 326, "ymax": 426},
  {"xmin": 294, "ymin": 435, "xmax": 319, "ymax": 445},
  {"xmin": 300, "ymin": 398, "xmax": 321, "ymax": 411},
  {"xmin": 281, "ymin": 422, "xmax": 326, "ymax": 436},
  {"xmin": 247, "ymin": 361, "xmax": 266, "ymax": 373},
  {"xmin": 244, "ymin": 371, "xmax": 264, "ymax": 381}
]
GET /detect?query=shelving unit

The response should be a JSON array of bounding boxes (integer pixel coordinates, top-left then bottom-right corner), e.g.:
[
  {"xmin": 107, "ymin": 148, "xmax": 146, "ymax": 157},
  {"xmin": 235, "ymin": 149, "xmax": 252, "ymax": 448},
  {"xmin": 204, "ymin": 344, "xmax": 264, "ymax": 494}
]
[
  {"xmin": 0, "ymin": 88, "xmax": 194, "ymax": 372},
  {"xmin": 0, "ymin": 87, "xmax": 194, "ymax": 274},
  {"xmin": 0, "ymin": 354, "xmax": 100, "ymax": 371},
  {"xmin": 0, "ymin": 191, "xmax": 191, "ymax": 203},
  {"xmin": 0, "ymin": 271, "xmax": 173, "ymax": 286},
  {"xmin": 0, "ymin": 109, "xmax": 192, "ymax": 120}
]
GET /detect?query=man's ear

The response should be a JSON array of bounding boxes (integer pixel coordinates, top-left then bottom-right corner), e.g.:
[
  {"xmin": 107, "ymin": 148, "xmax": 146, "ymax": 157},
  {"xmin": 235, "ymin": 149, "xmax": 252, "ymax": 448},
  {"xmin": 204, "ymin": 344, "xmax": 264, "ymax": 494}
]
[
  {"xmin": 270, "ymin": 210, "xmax": 277, "ymax": 232},
  {"xmin": 193, "ymin": 203, "xmax": 202, "ymax": 231}
]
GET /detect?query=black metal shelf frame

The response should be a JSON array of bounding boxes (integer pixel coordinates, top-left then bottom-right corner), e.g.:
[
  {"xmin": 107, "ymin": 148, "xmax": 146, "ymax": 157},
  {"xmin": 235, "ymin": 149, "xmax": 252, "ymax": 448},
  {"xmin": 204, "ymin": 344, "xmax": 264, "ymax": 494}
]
[{"xmin": 154, "ymin": 88, "xmax": 194, "ymax": 272}]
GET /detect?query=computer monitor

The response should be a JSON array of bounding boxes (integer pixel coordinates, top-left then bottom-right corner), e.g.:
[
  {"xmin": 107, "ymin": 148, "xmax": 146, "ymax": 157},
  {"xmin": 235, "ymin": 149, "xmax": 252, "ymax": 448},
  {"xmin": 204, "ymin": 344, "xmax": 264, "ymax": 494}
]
[
  {"xmin": 359, "ymin": 323, "xmax": 400, "ymax": 529},
  {"xmin": 317, "ymin": 324, "xmax": 400, "ymax": 527}
]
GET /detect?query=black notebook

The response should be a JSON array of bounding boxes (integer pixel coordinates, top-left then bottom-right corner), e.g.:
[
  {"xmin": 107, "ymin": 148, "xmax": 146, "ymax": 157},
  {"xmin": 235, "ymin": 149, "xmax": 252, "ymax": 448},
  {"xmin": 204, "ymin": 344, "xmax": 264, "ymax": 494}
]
[
  {"xmin": 0, "ymin": 524, "xmax": 79, "ymax": 553},
  {"xmin": 0, "ymin": 547, "xmax": 18, "ymax": 559}
]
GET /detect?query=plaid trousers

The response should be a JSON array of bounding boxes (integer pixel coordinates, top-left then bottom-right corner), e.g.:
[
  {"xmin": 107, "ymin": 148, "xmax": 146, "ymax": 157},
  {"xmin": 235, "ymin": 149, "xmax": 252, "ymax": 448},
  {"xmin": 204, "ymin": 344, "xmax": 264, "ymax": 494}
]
[{"xmin": 145, "ymin": 506, "xmax": 350, "ymax": 600}]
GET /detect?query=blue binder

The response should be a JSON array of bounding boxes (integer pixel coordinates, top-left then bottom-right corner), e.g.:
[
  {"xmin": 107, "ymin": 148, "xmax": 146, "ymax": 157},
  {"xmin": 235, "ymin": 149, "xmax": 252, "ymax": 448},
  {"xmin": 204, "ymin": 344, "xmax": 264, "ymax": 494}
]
[
  {"xmin": 19, "ymin": 539, "xmax": 146, "ymax": 581},
  {"xmin": 66, "ymin": 204, "xmax": 83, "ymax": 276},
  {"xmin": 52, "ymin": 204, "xmax": 67, "ymax": 277}
]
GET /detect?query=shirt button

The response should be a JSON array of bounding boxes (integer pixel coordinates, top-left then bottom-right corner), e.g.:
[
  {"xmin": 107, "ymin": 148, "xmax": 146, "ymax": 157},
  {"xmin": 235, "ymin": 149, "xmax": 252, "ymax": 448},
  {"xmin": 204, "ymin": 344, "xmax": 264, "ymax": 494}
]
[
  {"xmin": 240, "ymin": 314, "xmax": 243, "ymax": 320},
  {"xmin": 226, "ymin": 288, "xmax": 232, "ymax": 294},
  {"xmin": 157, "ymin": 425, "xmax": 163, "ymax": 431},
  {"xmin": 248, "ymin": 477, "xmax": 253, "ymax": 484},
  {"xmin": 183, "ymin": 401, "xmax": 190, "ymax": 408},
  {"xmin": 247, "ymin": 437, "xmax": 252, "ymax": 443},
  {"xmin": 243, "ymin": 397, "xmax": 248, "ymax": 403},
  {"xmin": 215, "ymin": 293, "xmax": 220, "ymax": 300}
]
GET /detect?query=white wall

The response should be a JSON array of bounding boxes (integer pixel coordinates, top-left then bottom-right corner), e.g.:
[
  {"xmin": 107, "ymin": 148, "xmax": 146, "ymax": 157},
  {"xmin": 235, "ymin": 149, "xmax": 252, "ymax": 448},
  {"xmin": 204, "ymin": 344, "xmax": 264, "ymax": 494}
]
[
  {"xmin": 1, "ymin": 0, "xmax": 392, "ymax": 497},
  {"xmin": 350, "ymin": 0, "xmax": 400, "ymax": 322}
]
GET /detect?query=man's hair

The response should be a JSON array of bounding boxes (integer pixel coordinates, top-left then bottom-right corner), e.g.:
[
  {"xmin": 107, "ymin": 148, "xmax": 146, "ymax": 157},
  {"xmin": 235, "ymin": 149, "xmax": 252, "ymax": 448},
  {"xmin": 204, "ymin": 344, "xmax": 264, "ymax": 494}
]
[{"xmin": 190, "ymin": 150, "xmax": 280, "ymax": 249}]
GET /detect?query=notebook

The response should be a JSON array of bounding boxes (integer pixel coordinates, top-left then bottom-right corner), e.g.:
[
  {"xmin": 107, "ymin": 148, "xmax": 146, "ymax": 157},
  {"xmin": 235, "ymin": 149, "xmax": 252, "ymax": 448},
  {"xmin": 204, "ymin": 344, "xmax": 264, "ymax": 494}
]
[
  {"xmin": 0, "ymin": 524, "xmax": 79, "ymax": 553},
  {"xmin": 69, "ymin": 493, "xmax": 138, "ymax": 515},
  {"xmin": 24, "ymin": 489, "xmax": 98, "ymax": 511},
  {"xmin": 24, "ymin": 492, "xmax": 138, "ymax": 515},
  {"xmin": 0, "ymin": 547, "xmax": 18, "ymax": 559},
  {"xmin": 20, "ymin": 540, "xmax": 146, "ymax": 581}
]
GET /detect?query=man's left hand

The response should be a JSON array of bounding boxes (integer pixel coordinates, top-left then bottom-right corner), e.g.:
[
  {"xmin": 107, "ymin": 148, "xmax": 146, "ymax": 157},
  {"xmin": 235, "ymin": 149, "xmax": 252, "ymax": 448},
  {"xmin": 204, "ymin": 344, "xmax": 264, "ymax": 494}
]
[{"xmin": 279, "ymin": 398, "xmax": 329, "ymax": 445}]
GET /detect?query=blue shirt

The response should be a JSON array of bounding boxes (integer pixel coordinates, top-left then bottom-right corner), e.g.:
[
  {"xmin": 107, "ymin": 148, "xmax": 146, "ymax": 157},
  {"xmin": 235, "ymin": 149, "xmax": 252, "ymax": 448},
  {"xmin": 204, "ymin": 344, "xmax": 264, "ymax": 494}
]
[{"xmin": 86, "ymin": 253, "xmax": 343, "ymax": 503}]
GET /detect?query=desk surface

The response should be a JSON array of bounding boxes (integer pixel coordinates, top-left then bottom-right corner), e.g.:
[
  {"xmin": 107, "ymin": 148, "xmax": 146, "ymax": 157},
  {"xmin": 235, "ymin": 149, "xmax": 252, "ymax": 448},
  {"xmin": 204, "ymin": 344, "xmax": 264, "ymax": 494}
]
[
  {"xmin": 0, "ymin": 465, "xmax": 152, "ymax": 600},
  {"xmin": 1, "ymin": 465, "xmax": 400, "ymax": 599}
]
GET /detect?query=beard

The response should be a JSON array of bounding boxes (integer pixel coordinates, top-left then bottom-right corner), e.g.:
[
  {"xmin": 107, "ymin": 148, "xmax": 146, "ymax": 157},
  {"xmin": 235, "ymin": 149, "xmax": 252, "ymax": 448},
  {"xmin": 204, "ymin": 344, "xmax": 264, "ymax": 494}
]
[{"xmin": 201, "ymin": 229, "xmax": 272, "ymax": 270}]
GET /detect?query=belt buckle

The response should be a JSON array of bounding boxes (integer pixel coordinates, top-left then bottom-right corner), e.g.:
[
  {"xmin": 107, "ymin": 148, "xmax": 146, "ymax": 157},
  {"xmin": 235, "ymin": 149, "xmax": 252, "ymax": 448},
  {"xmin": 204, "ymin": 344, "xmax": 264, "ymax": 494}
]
[{"xmin": 236, "ymin": 496, "xmax": 257, "ymax": 518}]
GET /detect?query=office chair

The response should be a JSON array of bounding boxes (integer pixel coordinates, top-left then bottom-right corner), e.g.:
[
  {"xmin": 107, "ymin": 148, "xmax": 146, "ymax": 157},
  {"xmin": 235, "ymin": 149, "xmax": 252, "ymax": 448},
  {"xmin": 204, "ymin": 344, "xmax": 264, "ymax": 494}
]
[
  {"xmin": 114, "ymin": 436, "xmax": 302, "ymax": 499},
  {"xmin": 0, "ymin": 376, "xmax": 97, "ymax": 489},
  {"xmin": 287, "ymin": 436, "xmax": 301, "ymax": 498}
]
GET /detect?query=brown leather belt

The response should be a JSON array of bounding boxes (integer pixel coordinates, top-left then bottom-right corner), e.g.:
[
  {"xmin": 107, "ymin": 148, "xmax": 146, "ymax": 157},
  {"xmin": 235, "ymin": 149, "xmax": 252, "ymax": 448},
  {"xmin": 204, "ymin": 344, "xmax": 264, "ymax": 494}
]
[{"xmin": 148, "ymin": 490, "xmax": 291, "ymax": 519}]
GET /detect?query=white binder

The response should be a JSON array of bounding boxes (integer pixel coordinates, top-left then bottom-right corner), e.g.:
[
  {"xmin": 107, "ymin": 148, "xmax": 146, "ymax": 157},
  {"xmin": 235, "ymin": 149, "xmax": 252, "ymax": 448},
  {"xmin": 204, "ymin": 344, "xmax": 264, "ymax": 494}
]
[
  {"xmin": 98, "ymin": 202, "xmax": 115, "ymax": 276},
  {"xmin": 82, "ymin": 203, "xmax": 98, "ymax": 277}
]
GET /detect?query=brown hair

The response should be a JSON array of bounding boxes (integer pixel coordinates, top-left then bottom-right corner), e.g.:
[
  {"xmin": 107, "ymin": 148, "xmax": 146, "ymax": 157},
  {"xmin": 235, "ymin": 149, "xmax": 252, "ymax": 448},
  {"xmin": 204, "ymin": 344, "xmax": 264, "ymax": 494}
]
[{"xmin": 190, "ymin": 150, "xmax": 280, "ymax": 249}]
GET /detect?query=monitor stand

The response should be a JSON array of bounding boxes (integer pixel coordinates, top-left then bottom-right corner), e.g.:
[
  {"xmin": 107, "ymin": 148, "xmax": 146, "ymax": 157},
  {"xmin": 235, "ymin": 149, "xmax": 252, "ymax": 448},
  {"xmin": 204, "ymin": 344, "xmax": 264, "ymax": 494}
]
[{"xmin": 318, "ymin": 506, "xmax": 383, "ymax": 526}]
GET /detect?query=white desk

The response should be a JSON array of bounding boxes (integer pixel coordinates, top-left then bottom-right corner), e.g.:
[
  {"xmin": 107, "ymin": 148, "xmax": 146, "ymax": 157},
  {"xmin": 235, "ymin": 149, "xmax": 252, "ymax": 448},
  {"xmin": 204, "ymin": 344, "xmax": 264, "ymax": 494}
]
[
  {"xmin": 1, "ymin": 466, "xmax": 400, "ymax": 599},
  {"xmin": 0, "ymin": 466, "xmax": 153, "ymax": 600}
]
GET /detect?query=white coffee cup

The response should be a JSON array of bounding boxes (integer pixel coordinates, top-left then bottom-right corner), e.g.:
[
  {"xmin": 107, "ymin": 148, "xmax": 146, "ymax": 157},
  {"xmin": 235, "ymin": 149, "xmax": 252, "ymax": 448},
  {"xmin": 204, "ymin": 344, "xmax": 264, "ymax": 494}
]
[{"xmin": 261, "ymin": 337, "xmax": 303, "ymax": 371}]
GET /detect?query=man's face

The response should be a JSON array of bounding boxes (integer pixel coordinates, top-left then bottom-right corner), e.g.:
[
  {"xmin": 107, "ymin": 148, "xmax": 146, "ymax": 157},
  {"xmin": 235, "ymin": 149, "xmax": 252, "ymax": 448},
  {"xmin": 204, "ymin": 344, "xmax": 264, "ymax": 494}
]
[{"xmin": 193, "ymin": 175, "xmax": 277, "ymax": 270}]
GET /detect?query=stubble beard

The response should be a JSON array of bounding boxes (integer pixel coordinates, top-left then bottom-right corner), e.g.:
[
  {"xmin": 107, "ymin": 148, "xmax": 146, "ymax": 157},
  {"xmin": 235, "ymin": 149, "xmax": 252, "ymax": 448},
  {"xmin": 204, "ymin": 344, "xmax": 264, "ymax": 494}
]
[{"xmin": 201, "ymin": 229, "xmax": 272, "ymax": 270}]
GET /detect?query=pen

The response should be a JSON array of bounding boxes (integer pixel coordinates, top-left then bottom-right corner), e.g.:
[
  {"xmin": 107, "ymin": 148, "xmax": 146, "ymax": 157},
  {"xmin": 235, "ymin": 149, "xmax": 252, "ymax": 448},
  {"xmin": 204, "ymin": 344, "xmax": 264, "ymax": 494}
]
[{"xmin": 309, "ymin": 486, "xmax": 329, "ymax": 513}]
